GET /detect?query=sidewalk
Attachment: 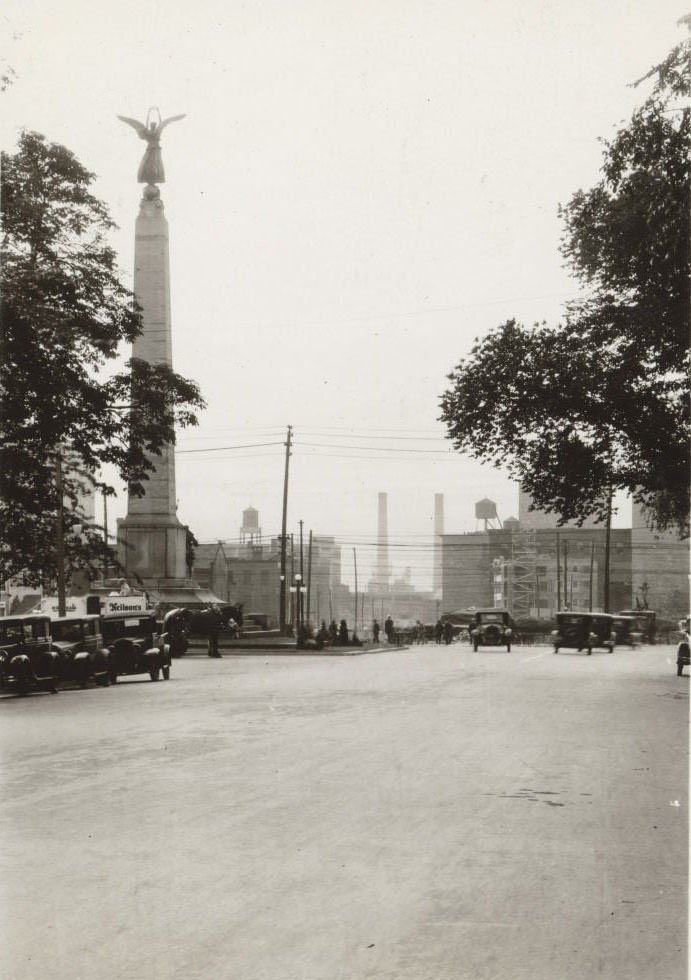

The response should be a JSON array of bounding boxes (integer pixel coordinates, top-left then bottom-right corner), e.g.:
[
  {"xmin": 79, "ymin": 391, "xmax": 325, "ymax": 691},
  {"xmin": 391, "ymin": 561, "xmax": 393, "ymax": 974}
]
[{"xmin": 185, "ymin": 636, "xmax": 399, "ymax": 656}]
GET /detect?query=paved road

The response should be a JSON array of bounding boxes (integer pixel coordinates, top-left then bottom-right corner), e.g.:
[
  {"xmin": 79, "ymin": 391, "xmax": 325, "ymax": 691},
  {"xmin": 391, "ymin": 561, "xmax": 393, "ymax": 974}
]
[{"xmin": 1, "ymin": 643, "xmax": 687, "ymax": 980}]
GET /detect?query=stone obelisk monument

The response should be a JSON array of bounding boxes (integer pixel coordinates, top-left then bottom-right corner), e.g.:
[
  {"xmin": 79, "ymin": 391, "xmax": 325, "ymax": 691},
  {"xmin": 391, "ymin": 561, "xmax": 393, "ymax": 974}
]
[{"xmin": 116, "ymin": 109, "xmax": 213, "ymax": 604}]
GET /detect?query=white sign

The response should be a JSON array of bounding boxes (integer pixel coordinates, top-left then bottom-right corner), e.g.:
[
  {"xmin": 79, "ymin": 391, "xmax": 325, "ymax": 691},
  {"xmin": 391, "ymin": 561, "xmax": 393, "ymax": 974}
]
[
  {"xmin": 40, "ymin": 596, "xmax": 88, "ymax": 617},
  {"xmin": 102, "ymin": 596, "xmax": 147, "ymax": 615},
  {"xmin": 39, "ymin": 594, "xmax": 148, "ymax": 618}
]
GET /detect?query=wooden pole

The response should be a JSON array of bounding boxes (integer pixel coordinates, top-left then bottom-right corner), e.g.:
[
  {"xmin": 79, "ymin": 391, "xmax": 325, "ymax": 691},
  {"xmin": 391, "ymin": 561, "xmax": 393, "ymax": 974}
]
[
  {"xmin": 353, "ymin": 547, "xmax": 358, "ymax": 636},
  {"xmin": 299, "ymin": 520, "xmax": 304, "ymax": 635},
  {"xmin": 55, "ymin": 452, "xmax": 66, "ymax": 617},
  {"xmin": 306, "ymin": 530, "xmax": 313, "ymax": 625},
  {"xmin": 588, "ymin": 540, "xmax": 595, "ymax": 611},
  {"xmin": 290, "ymin": 533, "xmax": 295, "ymax": 628},
  {"xmin": 563, "ymin": 539, "xmax": 569, "ymax": 608},
  {"xmin": 102, "ymin": 488, "xmax": 109, "ymax": 581},
  {"xmin": 279, "ymin": 425, "xmax": 292, "ymax": 633},
  {"xmin": 604, "ymin": 489, "xmax": 613, "ymax": 613},
  {"xmin": 555, "ymin": 531, "xmax": 561, "ymax": 613}
]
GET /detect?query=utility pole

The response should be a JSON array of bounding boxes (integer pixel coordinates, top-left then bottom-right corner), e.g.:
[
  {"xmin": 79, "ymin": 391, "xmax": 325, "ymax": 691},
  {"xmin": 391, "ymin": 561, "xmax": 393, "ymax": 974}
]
[
  {"xmin": 290, "ymin": 533, "xmax": 295, "ymax": 629},
  {"xmin": 353, "ymin": 547, "xmax": 358, "ymax": 637},
  {"xmin": 306, "ymin": 530, "xmax": 313, "ymax": 624},
  {"xmin": 102, "ymin": 488, "xmax": 109, "ymax": 581},
  {"xmin": 299, "ymin": 520, "xmax": 304, "ymax": 636},
  {"xmin": 556, "ymin": 531, "xmax": 561, "ymax": 612},
  {"xmin": 563, "ymin": 539, "xmax": 569, "ymax": 609},
  {"xmin": 588, "ymin": 540, "xmax": 595, "ymax": 611},
  {"xmin": 279, "ymin": 425, "xmax": 292, "ymax": 634},
  {"xmin": 55, "ymin": 451, "xmax": 66, "ymax": 617},
  {"xmin": 603, "ymin": 488, "xmax": 613, "ymax": 613}
]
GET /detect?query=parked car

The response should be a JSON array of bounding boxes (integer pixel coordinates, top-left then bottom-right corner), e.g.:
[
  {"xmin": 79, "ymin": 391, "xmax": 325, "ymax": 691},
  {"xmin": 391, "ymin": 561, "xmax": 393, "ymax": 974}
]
[
  {"xmin": 470, "ymin": 609, "xmax": 514, "ymax": 651},
  {"xmin": 0, "ymin": 615, "xmax": 61, "ymax": 695},
  {"xmin": 610, "ymin": 615, "xmax": 642, "ymax": 649},
  {"xmin": 618, "ymin": 609, "xmax": 656, "ymax": 644},
  {"xmin": 676, "ymin": 617, "xmax": 690, "ymax": 676},
  {"xmin": 552, "ymin": 612, "xmax": 614, "ymax": 655},
  {"xmin": 101, "ymin": 612, "xmax": 171, "ymax": 682},
  {"xmin": 50, "ymin": 615, "xmax": 113, "ymax": 688}
]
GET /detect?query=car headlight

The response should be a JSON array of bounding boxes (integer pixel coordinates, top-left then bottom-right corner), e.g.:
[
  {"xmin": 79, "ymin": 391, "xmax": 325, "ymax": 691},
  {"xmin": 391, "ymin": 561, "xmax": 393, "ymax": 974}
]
[{"xmin": 504, "ymin": 628, "xmax": 512, "ymax": 636}]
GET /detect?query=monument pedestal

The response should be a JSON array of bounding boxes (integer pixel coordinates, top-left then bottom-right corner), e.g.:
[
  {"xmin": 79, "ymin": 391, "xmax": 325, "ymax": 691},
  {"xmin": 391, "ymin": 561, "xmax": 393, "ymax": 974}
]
[{"xmin": 117, "ymin": 515, "xmax": 220, "ymax": 606}]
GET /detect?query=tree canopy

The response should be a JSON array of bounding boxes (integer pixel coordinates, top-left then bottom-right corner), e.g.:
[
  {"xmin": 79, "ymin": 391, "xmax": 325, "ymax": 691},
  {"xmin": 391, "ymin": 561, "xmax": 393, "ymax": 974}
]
[
  {"xmin": 439, "ymin": 39, "xmax": 690, "ymax": 536},
  {"xmin": 1, "ymin": 131, "xmax": 205, "ymax": 585}
]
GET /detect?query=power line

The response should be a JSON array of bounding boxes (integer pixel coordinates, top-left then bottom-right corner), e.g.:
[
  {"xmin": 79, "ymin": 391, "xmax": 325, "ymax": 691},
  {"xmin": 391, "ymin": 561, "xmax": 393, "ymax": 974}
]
[{"xmin": 176, "ymin": 441, "xmax": 284, "ymax": 454}]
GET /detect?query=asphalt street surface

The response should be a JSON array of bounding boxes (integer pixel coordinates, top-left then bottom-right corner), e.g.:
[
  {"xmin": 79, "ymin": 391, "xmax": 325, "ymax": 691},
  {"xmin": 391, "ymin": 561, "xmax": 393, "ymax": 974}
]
[{"xmin": 1, "ymin": 641, "xmax": 687, "ymax": 980}]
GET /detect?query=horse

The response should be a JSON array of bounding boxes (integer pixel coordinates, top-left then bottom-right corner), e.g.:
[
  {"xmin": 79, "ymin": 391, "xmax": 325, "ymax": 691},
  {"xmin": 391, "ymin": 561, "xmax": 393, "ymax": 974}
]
[{"xmin": 182, "ymin": 604, "xmax": 244, "ymax": 637}]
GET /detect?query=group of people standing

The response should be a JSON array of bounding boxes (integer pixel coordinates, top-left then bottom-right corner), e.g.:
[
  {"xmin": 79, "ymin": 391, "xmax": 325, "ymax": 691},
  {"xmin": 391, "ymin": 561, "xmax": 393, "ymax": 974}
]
[
  {"xmin": 316, "ymin": 619, "xmax": 361, "ymax": 647},
  {"xmin": 370, "ymin": 617, "xmax": 454, "ymax": 646}
]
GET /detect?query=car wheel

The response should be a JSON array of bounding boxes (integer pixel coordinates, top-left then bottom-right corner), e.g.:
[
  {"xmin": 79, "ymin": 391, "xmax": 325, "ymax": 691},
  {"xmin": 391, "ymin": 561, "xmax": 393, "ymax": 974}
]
[
  {"xmin": 149, "ymin": 667, "xmax": 160, "ymax": 681},
  {"xmin": 162, "ymin": 665, "xmax": 170, "ymax": 680}
]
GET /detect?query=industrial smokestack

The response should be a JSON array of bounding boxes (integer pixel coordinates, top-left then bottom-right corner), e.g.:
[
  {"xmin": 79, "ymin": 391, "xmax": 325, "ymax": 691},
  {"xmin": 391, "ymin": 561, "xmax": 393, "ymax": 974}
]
[
  {"xmin": 376, "ymin": 492, "xmax": 390, "ymax": 592},
  {"xmin": 433, "ymin": 493, "xmax": 444, "ymax": 598}
]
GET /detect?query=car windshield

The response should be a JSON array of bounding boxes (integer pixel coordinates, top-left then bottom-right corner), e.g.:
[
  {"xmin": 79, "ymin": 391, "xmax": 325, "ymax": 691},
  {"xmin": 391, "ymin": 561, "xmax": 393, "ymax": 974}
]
[
  {"xmin": 31, "ymin": 621, "xmax": 50, "ymax": 639},
  {"xmin": 561, "ymin": 616, "xmax": 584, "ymax": 625},
  {"xmin": 52, "ymin": 622, "xmax": 83, "ymax": 642},
  {"xmin": 0, "ymin": 622, "xmax": 24, "ymax": 644},
  {"xmin": 480, "ymin": 613, "xmax": 504, "ymax": 623}
]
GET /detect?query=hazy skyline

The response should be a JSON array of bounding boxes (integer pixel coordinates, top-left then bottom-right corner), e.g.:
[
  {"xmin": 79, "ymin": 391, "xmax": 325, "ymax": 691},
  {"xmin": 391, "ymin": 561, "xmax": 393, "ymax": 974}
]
[{"xmin": 2, "ymin": 1, "xmax": 682, "ymax": 588}]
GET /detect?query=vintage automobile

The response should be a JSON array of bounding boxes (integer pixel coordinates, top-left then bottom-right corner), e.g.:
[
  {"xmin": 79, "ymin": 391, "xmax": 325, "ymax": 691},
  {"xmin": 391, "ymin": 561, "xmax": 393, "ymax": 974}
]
[
  {"xmin": 50, "ymin": 615, "xmax": 113, "ymax": 688},
  {"xmin": 470, "ymin": 609, "xmax": 514, "ymax": 651},
  {"xmin": 609, "ymin": 614, "xmax": 642, "ymax": 648},
  {"xmin": 0, "ymin": 615, "xmax": 61, "ymax": 695},
  {"xmin": 618, "ymin": 609, "xmax": 656, "ymax": 644},
  {"xmin": 552, "ymin": 612, "xmax": 614, "ymax": 655},
  {"xmin": 101, "ymin": 612, "xmax": 171, "ymax": 681},
  {"xmin": 676, "ymin": 617, "xmax": 690, "ymax": 676}
]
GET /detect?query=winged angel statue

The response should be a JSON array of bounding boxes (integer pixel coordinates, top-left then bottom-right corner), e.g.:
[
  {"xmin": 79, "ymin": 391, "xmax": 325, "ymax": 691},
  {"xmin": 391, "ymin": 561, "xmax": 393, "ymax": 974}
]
[{"xmin": 117, "ymin": 108, "xmax": 186, "ymax": 184}]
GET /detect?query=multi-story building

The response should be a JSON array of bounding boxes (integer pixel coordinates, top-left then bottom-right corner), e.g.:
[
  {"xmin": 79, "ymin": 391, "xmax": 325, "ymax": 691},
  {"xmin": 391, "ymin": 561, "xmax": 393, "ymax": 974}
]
[
  {"xmin": 441, "ymin": 490, "xmax": 687, "ymax": 620},
  {"xmin": 441, "ymin": 525, "xmax": 632, "ymax": 618},
  {"xmin": 630, "ymin": 501, "xmax": 689, "ymax": 618}
]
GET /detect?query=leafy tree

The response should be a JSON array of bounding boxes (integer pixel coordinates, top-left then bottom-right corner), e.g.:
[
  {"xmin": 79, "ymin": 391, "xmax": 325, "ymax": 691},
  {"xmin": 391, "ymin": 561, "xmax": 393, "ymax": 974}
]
[
  {"xmin": 1, "ymin": 131, "xmax": 205, "ymax": 585},
  {"xmin": 439, "ymin": 38, "xmax": 690, "ymax": 536}
]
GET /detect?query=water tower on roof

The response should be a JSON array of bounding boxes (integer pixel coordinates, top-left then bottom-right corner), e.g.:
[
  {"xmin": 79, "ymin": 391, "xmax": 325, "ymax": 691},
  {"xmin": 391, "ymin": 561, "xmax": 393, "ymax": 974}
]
[
  {"xmin": 475, "ymin": 498, "xmax": 503, "ymax": 531},
  {"xmin": 240, "ymin": 506, "xmax": 261, "ymax": 546}
]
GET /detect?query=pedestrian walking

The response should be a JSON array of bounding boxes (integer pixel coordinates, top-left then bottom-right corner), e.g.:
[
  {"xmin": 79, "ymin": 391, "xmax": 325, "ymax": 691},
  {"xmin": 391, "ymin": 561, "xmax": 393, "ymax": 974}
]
[
  {"xmin": 435, "ymin": 619, "xmax": 444, "ymax": 644},
  {"xmin": 339, "ymin": 619, "xmax": 349, "ymax": 646},
  {"xmin": 443, "ymin": 620, "xmax": 453, "ymax": 645},
  {"xmin": 384, "ymin": 615, "xmax": 395, "ymax": 644},
  {"xmin": 372, "ymin": 619, "xmax": 380, "ymax": 644},
  {"xmin": 207, "ymin": 605, "xmax": 222, "ymax": 658},
  {"xmin": 329, "ymin": 619, "xmax": 339, "ymax": 645}
]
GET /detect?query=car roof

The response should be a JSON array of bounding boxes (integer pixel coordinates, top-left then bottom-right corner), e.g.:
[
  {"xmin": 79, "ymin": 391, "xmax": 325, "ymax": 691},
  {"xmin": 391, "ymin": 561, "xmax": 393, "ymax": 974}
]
[
  {"xmin": 51, "ymin": 614, "xmax": 101, "ymax": 623},
  {"xmin": 0, "ymin": 614, "xmax": 51, "ymax": 624}
]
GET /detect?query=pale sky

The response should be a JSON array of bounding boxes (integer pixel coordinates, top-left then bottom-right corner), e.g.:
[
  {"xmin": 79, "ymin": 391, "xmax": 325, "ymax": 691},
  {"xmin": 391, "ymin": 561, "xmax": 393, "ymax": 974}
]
[{"xmin": 2, "ymin": 1, "xmax": 684, "ymax": 589}]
